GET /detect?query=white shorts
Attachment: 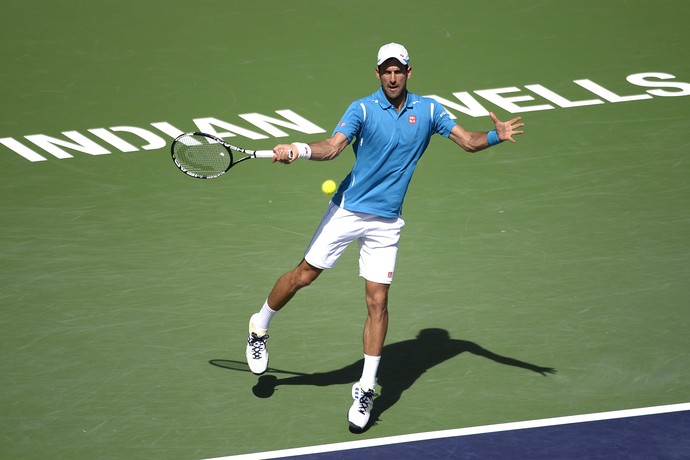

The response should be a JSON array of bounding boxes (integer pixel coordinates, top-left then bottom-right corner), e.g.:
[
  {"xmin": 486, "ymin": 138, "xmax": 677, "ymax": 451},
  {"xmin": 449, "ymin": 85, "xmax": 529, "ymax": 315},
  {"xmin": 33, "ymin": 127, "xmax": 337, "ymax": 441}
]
[{"xmin": 304, "ymin": 203, "xmax": 405, "ymax": 284}]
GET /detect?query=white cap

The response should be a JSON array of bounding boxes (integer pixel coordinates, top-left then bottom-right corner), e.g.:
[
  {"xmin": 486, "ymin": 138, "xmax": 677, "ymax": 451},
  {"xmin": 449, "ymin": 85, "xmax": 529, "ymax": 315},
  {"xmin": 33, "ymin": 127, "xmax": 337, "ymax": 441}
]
[{"xmin": 376, "ymin": 43, "xmax": 410, "ymax": 66}]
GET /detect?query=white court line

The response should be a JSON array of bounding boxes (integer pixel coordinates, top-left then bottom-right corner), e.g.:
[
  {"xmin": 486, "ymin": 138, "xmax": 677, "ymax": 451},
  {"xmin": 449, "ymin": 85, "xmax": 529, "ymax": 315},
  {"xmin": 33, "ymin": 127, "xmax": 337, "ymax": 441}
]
[{"xmin": 204, "ymin": 402, "xmax": 690, "ymax": 460}]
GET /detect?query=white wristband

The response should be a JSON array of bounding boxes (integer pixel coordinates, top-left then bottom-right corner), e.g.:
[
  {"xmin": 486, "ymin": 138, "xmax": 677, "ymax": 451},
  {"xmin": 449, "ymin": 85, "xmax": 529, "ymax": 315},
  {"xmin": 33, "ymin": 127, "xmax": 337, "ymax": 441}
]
[{"xmin": 292, "ymin": 142, "xmax": 312, "ymax": 159}]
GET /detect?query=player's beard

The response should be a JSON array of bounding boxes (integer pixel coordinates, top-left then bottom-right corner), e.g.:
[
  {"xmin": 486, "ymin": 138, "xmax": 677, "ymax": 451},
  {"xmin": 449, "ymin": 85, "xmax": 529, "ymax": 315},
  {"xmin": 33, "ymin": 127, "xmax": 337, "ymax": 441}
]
[{"xmin": 383, "ymin": 85, "xmax": 407, "ymax": 107}]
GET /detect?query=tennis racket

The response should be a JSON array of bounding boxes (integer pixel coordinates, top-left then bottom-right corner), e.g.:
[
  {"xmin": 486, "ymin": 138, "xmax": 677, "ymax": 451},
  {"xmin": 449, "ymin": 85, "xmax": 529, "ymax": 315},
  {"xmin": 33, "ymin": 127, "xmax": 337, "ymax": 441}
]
[{"xmin": 170, "ymin": 132, "xmax": 288, "ymax": 179}]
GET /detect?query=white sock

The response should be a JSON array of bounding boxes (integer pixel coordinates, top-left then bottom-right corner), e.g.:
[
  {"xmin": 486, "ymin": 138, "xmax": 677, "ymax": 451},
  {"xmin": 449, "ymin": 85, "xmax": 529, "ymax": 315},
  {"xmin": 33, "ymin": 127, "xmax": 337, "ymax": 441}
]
[
  {"xmin": 359, "ymin": 354, "xmax": 381, "ymax": 390},
  {"xmin": 252, "ymin": 300, "xmax": 277, "ymax": 333}
]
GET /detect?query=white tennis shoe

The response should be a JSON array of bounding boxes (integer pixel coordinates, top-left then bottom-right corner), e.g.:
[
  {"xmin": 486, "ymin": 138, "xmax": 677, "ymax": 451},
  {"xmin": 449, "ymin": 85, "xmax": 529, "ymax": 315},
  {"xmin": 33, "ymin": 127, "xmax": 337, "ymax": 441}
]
[
  {"xmin": 245, "ymin": 314, "xmax": 269, "ymax": 375},
  {"xmin": 347, "ymin": 382, "xmax": 376, "ymax": 432}
]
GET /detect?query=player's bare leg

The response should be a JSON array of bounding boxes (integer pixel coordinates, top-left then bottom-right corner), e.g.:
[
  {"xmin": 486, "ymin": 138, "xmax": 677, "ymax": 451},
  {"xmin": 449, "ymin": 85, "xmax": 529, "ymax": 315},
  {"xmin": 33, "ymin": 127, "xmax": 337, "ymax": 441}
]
[
  {"xmin": 246, "ymin": 259, "xmax": 322, "ymax": 374},
  {"xmin": 267, "ymin": 259, "xmax": 323, "ymax": 311},
  {"xmin": 363, "ymin": 280, "xmax": 389, "ymax": 356},
  {"xmin": 348, "ymin": 279, "xmax": 389, "ymax": 432}
]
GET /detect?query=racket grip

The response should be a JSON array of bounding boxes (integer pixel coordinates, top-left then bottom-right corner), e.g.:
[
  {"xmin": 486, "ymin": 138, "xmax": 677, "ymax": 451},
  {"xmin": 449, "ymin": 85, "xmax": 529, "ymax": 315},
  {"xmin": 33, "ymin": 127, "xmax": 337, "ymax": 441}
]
[{"xmin": 254, "ymin": 150, "xmax": 276, "ymax": 159}]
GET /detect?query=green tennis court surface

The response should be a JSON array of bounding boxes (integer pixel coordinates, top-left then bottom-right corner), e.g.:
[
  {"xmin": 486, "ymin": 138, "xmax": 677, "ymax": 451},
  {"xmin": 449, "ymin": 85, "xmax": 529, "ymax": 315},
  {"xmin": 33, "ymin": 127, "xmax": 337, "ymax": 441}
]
[{"xmin": 1, "ymin": 1, "xmax": 688, "ymax": 459}]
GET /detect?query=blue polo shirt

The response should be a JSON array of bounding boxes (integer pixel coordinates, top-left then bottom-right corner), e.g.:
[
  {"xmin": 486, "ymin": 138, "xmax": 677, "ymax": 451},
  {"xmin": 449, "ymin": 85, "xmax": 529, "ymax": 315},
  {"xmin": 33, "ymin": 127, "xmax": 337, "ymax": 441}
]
[{"xmin": 331, "ymin": 87, "xmax": 457, "ymax": 218}]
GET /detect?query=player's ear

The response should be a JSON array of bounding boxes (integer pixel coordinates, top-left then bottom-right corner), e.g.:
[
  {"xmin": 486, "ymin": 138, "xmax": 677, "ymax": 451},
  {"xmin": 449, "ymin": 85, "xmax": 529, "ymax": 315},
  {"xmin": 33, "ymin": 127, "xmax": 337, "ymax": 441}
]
[
  {"xmin": 407, "ymin": 66, "xmax": 412, "ymax": 78},
  {"xmin": 375, "ymin": 66, "xmax": 381, "ymax": 80}
]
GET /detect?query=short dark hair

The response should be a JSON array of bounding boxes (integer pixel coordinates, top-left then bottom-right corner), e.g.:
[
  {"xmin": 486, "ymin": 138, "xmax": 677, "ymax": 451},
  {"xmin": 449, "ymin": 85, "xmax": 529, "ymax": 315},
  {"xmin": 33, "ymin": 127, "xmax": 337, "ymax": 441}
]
[{"xmin": 377, "ymin": 62, "xmax": 409, "ymax": 72}]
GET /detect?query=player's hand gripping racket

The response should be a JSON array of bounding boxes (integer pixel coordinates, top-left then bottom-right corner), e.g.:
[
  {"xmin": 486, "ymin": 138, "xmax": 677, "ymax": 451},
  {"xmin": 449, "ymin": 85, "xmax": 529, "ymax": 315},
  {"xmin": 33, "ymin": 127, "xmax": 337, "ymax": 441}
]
[{"xmin": 171, "ymin": 132, "xmax": 290, "ymax": 179}]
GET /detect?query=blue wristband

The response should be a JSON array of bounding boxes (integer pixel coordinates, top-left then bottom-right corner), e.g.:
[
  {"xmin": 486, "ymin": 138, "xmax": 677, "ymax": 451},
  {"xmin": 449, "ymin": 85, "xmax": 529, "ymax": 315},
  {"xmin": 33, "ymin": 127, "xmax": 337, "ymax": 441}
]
[{"xmin": 487, "ymin": 129, "xmax": 502, "ymax": 146}]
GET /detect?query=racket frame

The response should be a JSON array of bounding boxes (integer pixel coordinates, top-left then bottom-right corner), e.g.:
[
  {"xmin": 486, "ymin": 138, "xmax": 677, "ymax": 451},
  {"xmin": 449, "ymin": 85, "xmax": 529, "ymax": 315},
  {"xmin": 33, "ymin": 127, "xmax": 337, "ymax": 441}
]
[{"xmin": 171, "ymin": 131, "xmax": 277, "ymax": 179}]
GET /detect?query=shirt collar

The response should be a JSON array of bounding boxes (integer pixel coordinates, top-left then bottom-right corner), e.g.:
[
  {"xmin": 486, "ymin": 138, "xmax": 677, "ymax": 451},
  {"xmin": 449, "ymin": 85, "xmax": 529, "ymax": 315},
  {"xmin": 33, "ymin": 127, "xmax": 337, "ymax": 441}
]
[{"xmin": 374, "ymin": 87, "xmax": 414, "ymax": 110}]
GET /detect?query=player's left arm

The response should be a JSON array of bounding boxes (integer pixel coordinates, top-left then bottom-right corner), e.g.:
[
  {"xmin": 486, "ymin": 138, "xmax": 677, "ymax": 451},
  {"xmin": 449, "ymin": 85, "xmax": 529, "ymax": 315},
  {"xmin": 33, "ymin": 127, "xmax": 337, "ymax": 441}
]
[{"xmin": 449, "ymin": 112, "xmax": 524, "ymax": 153}]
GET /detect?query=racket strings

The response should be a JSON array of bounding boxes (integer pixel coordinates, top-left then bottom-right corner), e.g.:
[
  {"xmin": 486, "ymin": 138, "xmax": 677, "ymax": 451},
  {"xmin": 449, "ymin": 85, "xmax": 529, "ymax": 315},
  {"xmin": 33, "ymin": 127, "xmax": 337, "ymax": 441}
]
[{"xmin": 173, "ymin": 134, "xmax": 232, "ymax": 177}]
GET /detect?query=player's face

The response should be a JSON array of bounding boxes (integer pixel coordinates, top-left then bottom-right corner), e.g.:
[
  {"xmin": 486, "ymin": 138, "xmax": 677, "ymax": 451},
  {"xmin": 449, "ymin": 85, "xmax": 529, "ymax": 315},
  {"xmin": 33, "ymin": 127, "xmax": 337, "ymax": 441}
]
[{"xmin": 376, "ymin": 59, "xmax": 411, "ymax": 104}]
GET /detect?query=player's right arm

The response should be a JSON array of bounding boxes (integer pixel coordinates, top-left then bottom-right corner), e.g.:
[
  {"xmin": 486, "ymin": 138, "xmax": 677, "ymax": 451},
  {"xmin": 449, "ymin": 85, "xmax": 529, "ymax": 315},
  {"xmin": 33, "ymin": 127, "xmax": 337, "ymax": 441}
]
[
  {"xmin": 299, "ymin": 133, "xmax": 350, "ymax": 161},
  {"xmin": 274, "ymin": 99, "xmax": 361, "ymax": 163},
  {"xmin": 272, "ymin": 133, "xmax": 350, "ymax": 163}
]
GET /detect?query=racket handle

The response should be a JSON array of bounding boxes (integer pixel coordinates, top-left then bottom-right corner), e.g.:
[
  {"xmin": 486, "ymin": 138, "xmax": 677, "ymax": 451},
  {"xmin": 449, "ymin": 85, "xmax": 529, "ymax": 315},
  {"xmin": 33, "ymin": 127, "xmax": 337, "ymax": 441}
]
[{"xmin": 255, "ymin": 149, "xmax": 305, "ymax": 160}]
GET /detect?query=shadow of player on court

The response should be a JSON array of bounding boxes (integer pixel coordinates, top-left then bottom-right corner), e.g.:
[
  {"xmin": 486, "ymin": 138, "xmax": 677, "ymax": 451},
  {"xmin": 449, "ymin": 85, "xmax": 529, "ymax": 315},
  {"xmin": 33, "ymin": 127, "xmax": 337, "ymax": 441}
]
[{"xmin": 219, "ymin": 328, "xmax": 555, "ymax": 430}]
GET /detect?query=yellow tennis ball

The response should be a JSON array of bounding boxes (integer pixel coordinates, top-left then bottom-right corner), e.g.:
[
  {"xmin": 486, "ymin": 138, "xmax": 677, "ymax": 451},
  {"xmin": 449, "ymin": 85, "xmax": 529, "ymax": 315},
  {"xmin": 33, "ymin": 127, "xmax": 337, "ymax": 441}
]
[{"xmin": 321, "ymin": 179, "xmax": 337, "ymax": 195}]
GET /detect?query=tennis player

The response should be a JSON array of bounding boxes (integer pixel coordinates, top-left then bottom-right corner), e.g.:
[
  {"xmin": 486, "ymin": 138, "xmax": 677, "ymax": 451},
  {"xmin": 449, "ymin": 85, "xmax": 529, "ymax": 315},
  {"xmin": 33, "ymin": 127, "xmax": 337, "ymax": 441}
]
[{"xmin": 245, "ymin": 42, "xmax": 525, "ymax": 432}]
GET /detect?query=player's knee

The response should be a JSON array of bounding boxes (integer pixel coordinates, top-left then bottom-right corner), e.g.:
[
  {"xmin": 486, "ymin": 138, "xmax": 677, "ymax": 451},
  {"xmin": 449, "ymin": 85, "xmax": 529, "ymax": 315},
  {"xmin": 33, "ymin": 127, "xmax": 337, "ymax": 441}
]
[
  {"xmin": 365, "ymin": 289, "xmax": 389, "ymax": 317},
  {"xmin": 294, "ymin": 272, "xmax": 314, "ymax": 289},
  {"xmin": 292, "ymin": 262, "xmax": 321, "ymax": 289},
  {"xmin": 368, "ymin": 297, "xmax": 388, "ymax": 311}
]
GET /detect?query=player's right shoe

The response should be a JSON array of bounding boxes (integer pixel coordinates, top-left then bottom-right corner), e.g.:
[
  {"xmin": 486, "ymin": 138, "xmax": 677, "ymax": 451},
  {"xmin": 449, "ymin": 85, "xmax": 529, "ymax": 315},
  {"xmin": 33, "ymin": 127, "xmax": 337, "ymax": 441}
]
[
  {"xmin": 246, "ymin": 314, "xmax": 269, "ymax": 375},
  {"xmin": 347, "ymin": 382, "xmax": 376, "ymax": 433}
]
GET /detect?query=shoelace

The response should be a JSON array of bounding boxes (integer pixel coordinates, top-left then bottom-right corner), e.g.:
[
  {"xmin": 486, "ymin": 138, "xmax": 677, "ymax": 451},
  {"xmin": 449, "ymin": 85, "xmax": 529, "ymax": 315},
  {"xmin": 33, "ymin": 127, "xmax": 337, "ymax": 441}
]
[
  {"xmin": 248, "ymin": 333, "xmax": 268, "ymax": 360},
  {"xmin": 357, "ymin": 390, "xmax": 376, "ymax": 414}
]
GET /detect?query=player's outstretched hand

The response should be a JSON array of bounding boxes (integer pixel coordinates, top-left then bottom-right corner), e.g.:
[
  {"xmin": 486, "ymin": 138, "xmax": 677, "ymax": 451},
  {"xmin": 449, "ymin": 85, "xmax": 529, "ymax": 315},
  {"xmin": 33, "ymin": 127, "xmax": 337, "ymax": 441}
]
[{"xmin": 490, "ymin": 112, "xmax": 525, "ymax": 143}]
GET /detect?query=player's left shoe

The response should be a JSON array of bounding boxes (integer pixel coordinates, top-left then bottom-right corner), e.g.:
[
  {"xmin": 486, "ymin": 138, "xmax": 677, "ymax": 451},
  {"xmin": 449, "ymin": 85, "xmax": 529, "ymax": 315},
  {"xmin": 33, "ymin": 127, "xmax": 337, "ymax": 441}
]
[{"xmin": 347, "ymin": 382, "xmax": 376, "ymax": 433}]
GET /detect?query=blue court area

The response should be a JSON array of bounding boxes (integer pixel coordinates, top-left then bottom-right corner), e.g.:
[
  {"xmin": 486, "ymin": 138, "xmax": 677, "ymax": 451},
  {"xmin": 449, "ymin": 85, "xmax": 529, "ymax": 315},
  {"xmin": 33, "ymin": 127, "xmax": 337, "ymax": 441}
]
[{"xmin": 216, "ymin": 404, "xmax": 690, "ymax": 460}]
